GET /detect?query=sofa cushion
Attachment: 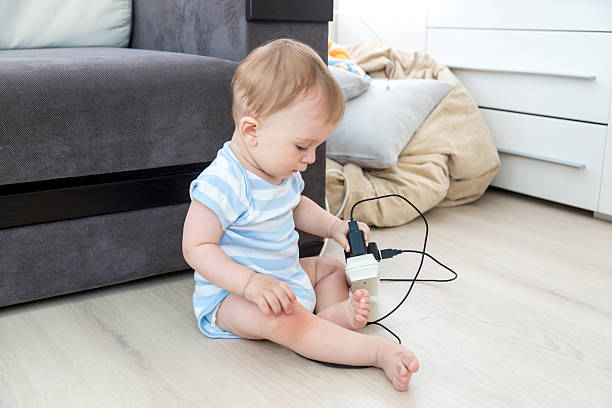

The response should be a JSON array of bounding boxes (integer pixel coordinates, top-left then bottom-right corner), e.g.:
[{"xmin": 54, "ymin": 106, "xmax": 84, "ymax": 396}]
[
  {"xmin": 0, "ymin": 47, "xmax": 237, "ymax": 186},
  {"xmin": 0, "ymin": 0, "xmax": 132, "ymax": 49}
]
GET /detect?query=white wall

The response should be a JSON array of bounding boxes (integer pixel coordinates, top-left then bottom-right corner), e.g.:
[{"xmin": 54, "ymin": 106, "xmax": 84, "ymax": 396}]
[{"xmin": 329, "ymin": 0, "xmax": 428, "ymax": 52}]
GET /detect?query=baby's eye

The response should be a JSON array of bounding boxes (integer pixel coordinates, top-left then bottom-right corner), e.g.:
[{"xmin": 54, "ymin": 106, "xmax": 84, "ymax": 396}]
[{"xmin": 296, "ymin": 145, "xmax": 308, "ymax": 151}]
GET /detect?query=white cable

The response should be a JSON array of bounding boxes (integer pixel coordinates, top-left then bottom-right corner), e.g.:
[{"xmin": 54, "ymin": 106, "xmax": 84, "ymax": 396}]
[
  {"xmin": 319, "ymin": 168, "xmax": 350, "ymax": 256},
  {"xmin": 326, "ymin": 168, "xmax": 350, "ymax": 218}
]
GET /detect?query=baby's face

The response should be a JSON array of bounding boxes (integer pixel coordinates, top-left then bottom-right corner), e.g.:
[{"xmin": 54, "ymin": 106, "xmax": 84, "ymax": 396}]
[{"xmin": 250, "ymin": 91, "xmax": 339, "ymax": 184}]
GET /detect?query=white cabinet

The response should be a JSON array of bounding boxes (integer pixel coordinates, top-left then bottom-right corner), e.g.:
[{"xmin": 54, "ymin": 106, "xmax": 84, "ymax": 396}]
[
  {"xmin": 426, "ymin": 0, "xmax": 612, "ymax": 217},
  {"xmin": 597, "ymin": 103, "xmax": 612, "ymax": 220},
  {"xmin": 427, "ymin": 30, "xmax": 612, "ymax": 124},
  {"xmin": 480, "ymin": 109, "xmax": 606, "ymax": 210},
  {"xmin": 428, "ymin": 0, "xmax": 612, "ymax": 32}
]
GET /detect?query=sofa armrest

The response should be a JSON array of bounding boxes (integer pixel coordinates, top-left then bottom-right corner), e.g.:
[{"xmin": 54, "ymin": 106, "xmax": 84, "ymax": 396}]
[{"xmin": 130, "ymin": 0, "xmax": 331, "ymax": 62}]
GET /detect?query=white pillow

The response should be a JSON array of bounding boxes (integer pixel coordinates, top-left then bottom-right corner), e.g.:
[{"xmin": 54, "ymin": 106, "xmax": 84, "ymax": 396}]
[
  {"xmin": 327, "ymin": 79, "xmax": 454, "ymax": 169},
  {"xmin": 328, "ymin": 65, "xmax": 371, "ymax": 101},
  {"xmin": 0, "ymin": 0, "xmax": 132, "ymax": 50}
]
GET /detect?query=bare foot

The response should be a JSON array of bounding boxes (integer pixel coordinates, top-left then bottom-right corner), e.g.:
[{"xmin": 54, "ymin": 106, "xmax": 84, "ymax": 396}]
[
  {"xmin": 345, "ymin": 289, "xmax": 371, "ymax": 329},
  {"xmin": 316, "ymin": 289, "xmax": 371, "ymax": 330},
  {"xmin": 375, "ymin": 341, "xmax": 420, "ymax": 391}
]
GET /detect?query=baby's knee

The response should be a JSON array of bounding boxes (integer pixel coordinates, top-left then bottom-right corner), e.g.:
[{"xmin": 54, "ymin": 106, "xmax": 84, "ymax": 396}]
[
  {"xmin": 322, "ymin": 258, "xmax": 348, "ymax": 286},
  {"xmin": 319, "ymin": 256, "xmax": 345, "ymax": 275},
  {"xmin": 265, "ymin": 303, "xmax": 315, "ymax": 344}
]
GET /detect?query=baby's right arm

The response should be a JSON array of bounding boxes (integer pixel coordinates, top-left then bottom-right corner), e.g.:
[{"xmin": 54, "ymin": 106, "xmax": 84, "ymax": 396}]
[{"xmin": 182, "ymin": 199, "xmax": 296, "ymax": 315}]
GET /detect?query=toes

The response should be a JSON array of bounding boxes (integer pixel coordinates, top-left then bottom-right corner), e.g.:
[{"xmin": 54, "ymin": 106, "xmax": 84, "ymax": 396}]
[
  {"xmin": 386, "ymin": 352, "xmax": 417, "ymax": 391},
  {"xmin": 358, "ymin": 300, "xmax": 369, "ymax": 309},
  {"xmin": 356, "ymin": 302, "xmax": 370, "ymax": 322},
  {"xmin": 399, "ymin": 373, "xmax": 411, "ymax": 390},
  {"xmin": 354, "ymin": 289, "xmax": 370, "ymax": 301},
  {"xmin": 392, "ymin": 372, "xmax": 410, "ymax": 391},
  {"xmin": 349, "ymin": 291, "xmax": 371, "ymax": 328},
  {"xmin": 402, "ymin": 353, "xmax": 419, "ymax": 372},
  {"xmin": 353, "ymin": 290, "xmax": 364, "ymax": 302},
  {"xmin": 391, "ymin": 372, "xmax": 403, "ymax": 391},
  {"xmin": 395, "ymin": 364, "xmax": 411, "ymax": 391}
]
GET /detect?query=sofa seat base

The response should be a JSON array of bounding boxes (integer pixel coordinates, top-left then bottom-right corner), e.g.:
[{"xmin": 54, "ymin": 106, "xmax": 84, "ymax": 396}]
[
  {"xmin": 0, "ymin": 203, "xmax": 324, "ymax": 308},
  {"xmin": 0, "ymin": 204, "xmax": 190, "ymax": 308}
]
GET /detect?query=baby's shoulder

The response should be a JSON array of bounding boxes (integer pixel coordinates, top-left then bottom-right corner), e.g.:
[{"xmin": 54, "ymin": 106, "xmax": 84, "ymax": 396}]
[{"xmin": 198, "ymin": 152, "xmax": 250, "ymax": 199}]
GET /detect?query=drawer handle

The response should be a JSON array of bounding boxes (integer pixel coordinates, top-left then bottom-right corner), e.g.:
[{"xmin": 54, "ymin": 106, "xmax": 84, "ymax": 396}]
[
  {"xmin": 497, "ymin": 147, "xmax": 586, "ymax": 169},
  {"xmin": 446, "ymin": 64, "xmax": 596, "ymax": 81}
]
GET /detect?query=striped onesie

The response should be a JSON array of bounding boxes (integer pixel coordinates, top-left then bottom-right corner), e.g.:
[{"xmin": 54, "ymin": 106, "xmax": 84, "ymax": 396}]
[{"xmin": 188, "ymin": 141, "xmax": 316, "ymax": 338}]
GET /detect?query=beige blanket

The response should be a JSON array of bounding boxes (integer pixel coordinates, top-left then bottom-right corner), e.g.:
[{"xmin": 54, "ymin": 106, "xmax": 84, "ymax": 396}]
[{"xmin": 326, "ymin": 41, "xmax": 500, "ymax": 226}]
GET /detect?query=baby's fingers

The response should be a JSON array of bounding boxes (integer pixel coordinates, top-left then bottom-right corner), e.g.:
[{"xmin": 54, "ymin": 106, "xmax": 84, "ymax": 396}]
[
  {"xmin": 278, "ymin": 281, "xmax": 298, "ymax": 304},
  {"xmin": 336, "ymin": 234, "xmax": 350, "ymax": 253},
  {"xmin": 273, "ymin": 285, "xmax": 294, "ymax": 314},
  {"xmin": 264, "ymin": 292, "xmax": 282, "ymax": 315},
  {"xmin": 358, "ymin": 221, "xmax": 371, "ymax": 245},
  {"xmin": 256, "ymin": 297, "xmax": 271, "ymax": 316}
]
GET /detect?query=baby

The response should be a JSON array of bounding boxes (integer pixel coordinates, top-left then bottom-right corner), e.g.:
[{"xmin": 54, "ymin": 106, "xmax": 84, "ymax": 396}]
[{"xmin": 182, "ymin": 38, "xmax": 419, "ymax": 391}]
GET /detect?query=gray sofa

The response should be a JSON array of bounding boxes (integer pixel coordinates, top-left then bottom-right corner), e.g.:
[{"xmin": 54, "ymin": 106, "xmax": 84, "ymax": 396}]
[{"xmin": 0, "ymin": 0, "xmax": 332, "ymax": 308}]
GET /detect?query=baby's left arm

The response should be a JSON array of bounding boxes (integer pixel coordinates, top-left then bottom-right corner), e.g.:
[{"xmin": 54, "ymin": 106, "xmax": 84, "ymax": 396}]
[{"xmin": 293, "ymin": 195, "xmax": 370, "ymax": 252}]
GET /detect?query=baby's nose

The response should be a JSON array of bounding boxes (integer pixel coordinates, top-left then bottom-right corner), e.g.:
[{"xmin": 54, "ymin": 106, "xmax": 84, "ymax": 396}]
[{"xmin": 304, "ymin": 149, "xmax": 316, "ymax": 164}]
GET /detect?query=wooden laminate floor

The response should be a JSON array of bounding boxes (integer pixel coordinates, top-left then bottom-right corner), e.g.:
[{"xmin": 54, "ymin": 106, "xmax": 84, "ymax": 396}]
[{"xmin": 1, "ymin": 188, "xmax": 611, "ymax": 407}]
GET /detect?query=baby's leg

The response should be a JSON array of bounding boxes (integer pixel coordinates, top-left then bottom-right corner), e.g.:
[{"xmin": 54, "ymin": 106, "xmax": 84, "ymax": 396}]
[
  {"xmin": 300, "ymin": 257, "xmax": 371, "ymax": 330},
  {"xmin": 215, "ymin": 294, "xmax": 418, "ymax": 391}
]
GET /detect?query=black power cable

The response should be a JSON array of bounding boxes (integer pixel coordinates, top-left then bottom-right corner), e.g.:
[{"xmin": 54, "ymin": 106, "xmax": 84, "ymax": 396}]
[{"xmin": 298, "ymin": 194, "xmax": 457, "ymax": 368}]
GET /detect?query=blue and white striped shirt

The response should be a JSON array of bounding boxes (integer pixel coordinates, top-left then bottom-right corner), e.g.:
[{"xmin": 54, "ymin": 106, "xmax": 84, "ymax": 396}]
[{"xmin": 189, "ymin": 141, "xmax": 316, "ymax": 338}]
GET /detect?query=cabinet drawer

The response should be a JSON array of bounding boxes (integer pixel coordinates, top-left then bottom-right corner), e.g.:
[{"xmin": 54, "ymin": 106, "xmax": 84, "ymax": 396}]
[
  {"xmin": 481, "ymin": 109, "xmax": 606, "ymax": 210},
  {"xmin": 427, "ymin": 29, "xmax": 612, "ymax": 124},
  {"xmin": 428, "ymin": 0, "xmax": 612, "ymax": 32}
]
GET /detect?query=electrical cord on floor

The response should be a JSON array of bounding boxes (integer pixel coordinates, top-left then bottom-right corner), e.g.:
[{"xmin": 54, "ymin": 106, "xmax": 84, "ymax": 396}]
[{"xmin": 299, "ymin": 193, "xmax": 457, "ymax": 369}]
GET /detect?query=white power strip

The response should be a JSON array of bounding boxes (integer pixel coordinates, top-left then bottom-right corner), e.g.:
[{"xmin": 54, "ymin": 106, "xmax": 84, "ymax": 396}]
[{"xmin": 345, "ymin": 253, "xmax": 380, "ymax": 296}]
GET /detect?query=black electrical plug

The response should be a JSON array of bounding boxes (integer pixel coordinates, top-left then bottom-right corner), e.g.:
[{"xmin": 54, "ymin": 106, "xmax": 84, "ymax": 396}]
[
  {"xmin": 346, "ymin": 220, "xmax": 367, "ymax": 257},
  {"xmin": 380, "ymin": 248, "xmax": 403, "ymax": 259},
  {"xmin": 367, "ymin": 242, "xmax": 381, "ymax": 261}
]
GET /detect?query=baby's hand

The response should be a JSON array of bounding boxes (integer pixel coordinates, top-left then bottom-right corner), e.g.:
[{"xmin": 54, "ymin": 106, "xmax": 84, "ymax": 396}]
[
  {"xmin": 243, "ymin": 274, "xmax": 297, "ymax": 316},
  {"xmin": 329, "ymin": 219, "xmax": 371, "ymax": 253}
]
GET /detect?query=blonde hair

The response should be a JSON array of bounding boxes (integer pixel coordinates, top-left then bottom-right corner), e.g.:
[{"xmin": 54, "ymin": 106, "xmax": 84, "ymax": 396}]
[{"xmin": 231, "ymin": 38, "xmax": 345, "ymax": 126}]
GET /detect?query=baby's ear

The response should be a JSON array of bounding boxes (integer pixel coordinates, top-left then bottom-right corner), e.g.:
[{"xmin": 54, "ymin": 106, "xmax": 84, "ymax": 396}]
[{"xmin": 239, "ymin": 116, "xmax": 260, "ymax": 146}]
